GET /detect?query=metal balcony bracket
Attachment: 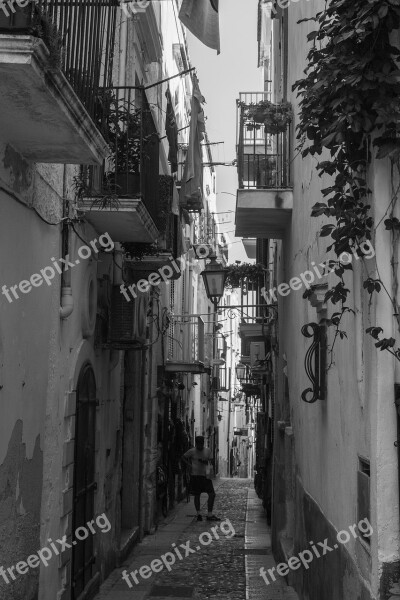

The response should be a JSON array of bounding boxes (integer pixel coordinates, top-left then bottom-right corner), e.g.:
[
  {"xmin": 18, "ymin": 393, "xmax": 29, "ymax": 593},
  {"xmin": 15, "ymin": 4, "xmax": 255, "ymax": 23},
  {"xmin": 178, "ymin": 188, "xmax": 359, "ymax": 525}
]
[{"xmin": 301, "ymin": 322, "xmax": 327, "ymax": 403}]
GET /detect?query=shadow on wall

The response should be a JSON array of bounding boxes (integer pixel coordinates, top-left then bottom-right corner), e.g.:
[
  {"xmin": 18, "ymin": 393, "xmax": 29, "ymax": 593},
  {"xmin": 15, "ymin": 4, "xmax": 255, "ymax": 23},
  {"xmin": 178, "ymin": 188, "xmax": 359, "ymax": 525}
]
[{"xmin": 0, "ymin": 420, "xmax": 43, "ymax": 600}]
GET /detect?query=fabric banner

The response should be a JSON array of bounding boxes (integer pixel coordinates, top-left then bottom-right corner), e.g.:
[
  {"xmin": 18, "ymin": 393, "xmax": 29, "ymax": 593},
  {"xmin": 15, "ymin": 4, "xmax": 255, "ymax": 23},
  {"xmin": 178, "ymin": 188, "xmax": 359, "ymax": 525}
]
[
  {"xmin": 179, "ymin": 0, "xmax": 220, "ymax": 54},
  {"xmin": 180, "ymin": 75, "xmax": 205, "ymax": 208}
]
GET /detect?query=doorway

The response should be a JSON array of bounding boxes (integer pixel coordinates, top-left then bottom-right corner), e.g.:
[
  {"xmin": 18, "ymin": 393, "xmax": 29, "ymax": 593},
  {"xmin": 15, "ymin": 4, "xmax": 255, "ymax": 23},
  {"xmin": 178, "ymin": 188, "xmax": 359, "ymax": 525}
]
[{"xmin": 72, "ymin": 364, "xmax": 97, "ymax": 599}]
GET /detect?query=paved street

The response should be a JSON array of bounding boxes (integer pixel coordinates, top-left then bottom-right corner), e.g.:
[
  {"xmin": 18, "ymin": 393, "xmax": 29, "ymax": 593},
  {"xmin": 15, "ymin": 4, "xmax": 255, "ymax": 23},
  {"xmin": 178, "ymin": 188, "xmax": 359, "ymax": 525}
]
[{"xmin": 94, "ymin": 479, "xmax": 299, "ymax": 600}]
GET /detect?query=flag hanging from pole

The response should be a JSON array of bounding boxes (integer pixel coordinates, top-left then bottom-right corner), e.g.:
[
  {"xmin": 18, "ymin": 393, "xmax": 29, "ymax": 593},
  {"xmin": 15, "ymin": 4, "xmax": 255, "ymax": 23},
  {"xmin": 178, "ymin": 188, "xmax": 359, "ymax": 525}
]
[{"xmin": 179, "ymin": 0, "xmax": 220, "ymax": 54}]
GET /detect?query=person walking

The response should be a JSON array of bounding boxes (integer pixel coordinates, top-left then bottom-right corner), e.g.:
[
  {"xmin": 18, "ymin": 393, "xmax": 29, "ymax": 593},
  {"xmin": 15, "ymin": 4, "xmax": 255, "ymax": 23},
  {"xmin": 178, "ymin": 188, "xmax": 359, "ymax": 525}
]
[{"xmin": 182, "ymin": 436, "xmax": 221, "ymax": 522}]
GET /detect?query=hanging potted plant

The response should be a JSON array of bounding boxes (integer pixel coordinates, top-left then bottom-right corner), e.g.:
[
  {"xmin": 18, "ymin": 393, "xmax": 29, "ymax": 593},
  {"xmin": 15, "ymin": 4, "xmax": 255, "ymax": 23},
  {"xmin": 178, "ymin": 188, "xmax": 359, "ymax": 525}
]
[
  {"xmin": 262, "ymin": 101, "xmax": 293, "ymax": 134},
  {"xmin": 241, "ymin": 100, "xmax": 293, "ymax": 133},
  {"xmin": 225, "ymin": 263, "xmax": 266, "ymax": 289}
]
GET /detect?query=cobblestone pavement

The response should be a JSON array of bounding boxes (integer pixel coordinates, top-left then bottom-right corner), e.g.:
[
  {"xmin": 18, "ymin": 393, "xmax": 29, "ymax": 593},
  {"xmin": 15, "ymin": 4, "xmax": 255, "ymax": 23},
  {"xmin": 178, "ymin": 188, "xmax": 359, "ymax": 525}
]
[
  {"xmin": 151, "ymin": 478, "xmax": 248, "ymax": 600},
  {"xmin": 94, "ymin": 478, "xmax": 299, "ymax": 600}
]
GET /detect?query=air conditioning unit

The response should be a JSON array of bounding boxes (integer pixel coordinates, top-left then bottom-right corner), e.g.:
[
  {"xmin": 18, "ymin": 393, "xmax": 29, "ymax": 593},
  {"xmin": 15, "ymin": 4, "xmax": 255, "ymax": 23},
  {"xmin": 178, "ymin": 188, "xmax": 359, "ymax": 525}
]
[{"xmin": 250, "ymin": 342, "xmax": 266, "ymax": 367}]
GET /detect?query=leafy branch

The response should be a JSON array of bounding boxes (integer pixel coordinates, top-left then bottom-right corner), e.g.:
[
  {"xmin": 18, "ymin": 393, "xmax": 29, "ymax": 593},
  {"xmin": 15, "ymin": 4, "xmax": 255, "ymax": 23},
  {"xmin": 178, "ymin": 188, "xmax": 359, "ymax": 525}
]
[{"xmin": 293, "ymin": 0, "xmax": 400, "ymax": 360}]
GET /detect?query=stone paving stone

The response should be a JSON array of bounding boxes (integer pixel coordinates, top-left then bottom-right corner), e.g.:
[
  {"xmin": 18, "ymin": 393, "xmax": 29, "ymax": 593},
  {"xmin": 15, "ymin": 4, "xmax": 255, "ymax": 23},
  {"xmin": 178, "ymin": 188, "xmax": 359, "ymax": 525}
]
[
  {"xmin": 94, "ymin": 479, "xmax": 300, "ymax": 600},
  {"xmin": 245, "ymin": 488, "xmax": 300, "ymax": 600},
  {"xmin": 151, "ymin": 478, "xmax": 249, "ymax": 600}
]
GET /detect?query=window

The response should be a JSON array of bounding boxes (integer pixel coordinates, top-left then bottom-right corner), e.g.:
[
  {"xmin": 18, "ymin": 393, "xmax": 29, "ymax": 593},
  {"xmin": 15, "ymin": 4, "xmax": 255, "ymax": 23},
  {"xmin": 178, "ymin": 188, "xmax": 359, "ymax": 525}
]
[{"xmin": 357, "ymin": 457, "xmax": 370, "ymax": 543}]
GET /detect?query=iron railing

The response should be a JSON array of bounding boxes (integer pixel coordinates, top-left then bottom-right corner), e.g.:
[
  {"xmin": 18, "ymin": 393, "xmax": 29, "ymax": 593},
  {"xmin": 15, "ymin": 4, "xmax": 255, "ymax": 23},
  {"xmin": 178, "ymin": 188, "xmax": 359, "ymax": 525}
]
[
  {"xmin": 0, "ymin": 0, "xmax": 118, "ymax": 124},
  {"xmin": 167, "ymin": 316, "xmax": 205, "ymax": 364},
  {"xmin": 86, "ymin": 87, "xmax": 160, "ymax": 225},
  {"xmin": 237, "ymin": 92, "xmax": 291, "ymax": 189}
]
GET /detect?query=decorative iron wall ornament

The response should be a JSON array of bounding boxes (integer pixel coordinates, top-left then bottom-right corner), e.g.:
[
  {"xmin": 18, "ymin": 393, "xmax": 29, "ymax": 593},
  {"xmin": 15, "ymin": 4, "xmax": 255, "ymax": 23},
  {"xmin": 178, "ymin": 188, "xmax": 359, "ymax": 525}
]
[
  {"xmin": 218, "ymin": 304, "xmax": 277, "ymax": 322},
  {"xmin": 301, "ymin": 322, "xmax": 327, "ymax": 403}
]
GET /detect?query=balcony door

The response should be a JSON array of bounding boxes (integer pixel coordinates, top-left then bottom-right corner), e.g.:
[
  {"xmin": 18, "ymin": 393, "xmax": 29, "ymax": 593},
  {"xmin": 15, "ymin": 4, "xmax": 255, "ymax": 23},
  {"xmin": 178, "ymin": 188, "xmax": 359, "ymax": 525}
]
[{"xmin": 72, "ymin": 364, "xmax": 97, "ymax": 599}]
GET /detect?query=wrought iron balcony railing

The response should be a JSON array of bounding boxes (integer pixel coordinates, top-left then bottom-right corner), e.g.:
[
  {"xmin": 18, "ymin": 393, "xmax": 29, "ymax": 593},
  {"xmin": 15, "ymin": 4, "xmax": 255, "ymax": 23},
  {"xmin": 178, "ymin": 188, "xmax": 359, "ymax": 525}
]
[
  {"xmin": 166, "ymin": 316, "xmax": 207, "ymax": 373},
  {"xmin": 237, "ymin": 92, "xmax": 291, "ymax": 189},
  {"xmin": 84, "ymin": 87, "xmax": 160, "ymax": 225},
  {"xmin": 0, "ymin": 0, "xmax": 118, "ymax": 125}
]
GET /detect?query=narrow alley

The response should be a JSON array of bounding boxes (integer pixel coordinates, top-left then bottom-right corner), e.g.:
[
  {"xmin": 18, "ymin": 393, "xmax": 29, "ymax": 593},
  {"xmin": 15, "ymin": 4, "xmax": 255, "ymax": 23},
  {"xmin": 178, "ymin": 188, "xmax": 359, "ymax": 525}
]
[
  {"xmin": 94, "ymin": 479, "xmax": 298, "ymax": 600},
  {"xmin": 1, "ymin": 1, "xmax": 400, "ymax": 599}
]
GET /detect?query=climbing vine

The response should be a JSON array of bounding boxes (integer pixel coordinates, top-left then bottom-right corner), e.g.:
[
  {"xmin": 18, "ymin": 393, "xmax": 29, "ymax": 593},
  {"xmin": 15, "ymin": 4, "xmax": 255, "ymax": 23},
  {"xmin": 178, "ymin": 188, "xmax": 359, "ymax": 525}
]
[{"xmin": 293, "ymin": 0, "xmax": 400, "ymax": 360}]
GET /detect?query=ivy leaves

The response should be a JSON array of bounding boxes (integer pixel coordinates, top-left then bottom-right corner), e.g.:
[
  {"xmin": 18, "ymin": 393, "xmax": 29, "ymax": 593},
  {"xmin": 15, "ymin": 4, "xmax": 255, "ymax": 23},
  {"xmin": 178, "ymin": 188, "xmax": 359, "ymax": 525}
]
[
  {"xmin": 294, "ymin": 0, "xmax": 400, "ymax": 360},
  {"xmin": 363, "ymin": 278, "xmax": 382, "ymax": 294},
  {"xmin": 366, "ymin": 327, "xmax": 400, "ymax": 356},
  {"xmin": 384, "ymin": 217, "xmax": 400, "ymax": 230},
  {"xmin": 293, "ymin": 0, "xmax": 400, "ymax": 164}
]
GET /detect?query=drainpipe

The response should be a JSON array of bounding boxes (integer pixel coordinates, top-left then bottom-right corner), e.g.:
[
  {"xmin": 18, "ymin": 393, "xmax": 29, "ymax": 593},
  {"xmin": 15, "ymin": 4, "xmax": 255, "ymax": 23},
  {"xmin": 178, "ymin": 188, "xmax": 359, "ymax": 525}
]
[
  {"xmin": 60, "ymin": 166, "xmax": 74, "ymax": 319},
  {"xmin": 227, "ymin": 392, "xmax": 231, "ymax": 477},
  {"xmin": 138, "ymin": 344, "xmax": 148, "ymax": 539},
  {"xmin": 119, "ymin": 9, "xmax": 128, "ymax": 88}
]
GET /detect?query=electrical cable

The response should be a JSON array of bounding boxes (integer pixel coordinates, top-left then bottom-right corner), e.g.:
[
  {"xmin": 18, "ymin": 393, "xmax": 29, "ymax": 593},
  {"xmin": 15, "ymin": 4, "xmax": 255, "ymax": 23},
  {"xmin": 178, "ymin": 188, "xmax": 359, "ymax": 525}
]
[
  {"xmin": 69, "ymin": 222, "xmax": 99, "ymax": 262},
  {"xmin": 0, "ymin": 184, "xmax": 65, "ymax": 226}
]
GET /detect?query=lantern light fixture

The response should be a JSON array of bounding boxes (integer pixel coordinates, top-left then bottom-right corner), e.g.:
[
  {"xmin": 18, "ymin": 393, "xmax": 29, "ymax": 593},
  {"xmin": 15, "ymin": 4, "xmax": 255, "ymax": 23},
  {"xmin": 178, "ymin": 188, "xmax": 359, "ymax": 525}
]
[
  {"xmin": 236, "ymin": 362, "xmax": 247, "ymax": 381},
  {"xmin": 200, "ymin": 255, "xmax": 228, "ymax": 308}
]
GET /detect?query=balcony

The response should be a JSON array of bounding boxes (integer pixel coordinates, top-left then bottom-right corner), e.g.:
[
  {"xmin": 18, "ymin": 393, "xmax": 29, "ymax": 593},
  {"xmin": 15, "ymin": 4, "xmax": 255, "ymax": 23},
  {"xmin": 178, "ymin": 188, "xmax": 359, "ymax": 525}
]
[
  {"xmin": 165, "ymin": 316, "xmax": 206, "ymax": 374},
  {"xmin": 223, "ymin": 274, "xmax": 275, "ymax": 359},
  {"xmin": 123, "ymin": 252, "xmax": 182, "ymax": 284},
  {"xmin": 214, "ymin": 365, "xmax": 231, "ymax": 392},
  {"xmin": 235, "ymin": 92, "xmax": 293, "ymax": 239},
  {"xmin": 79, "ymin": 88, "xmax": 160, "ymax": 243},
  {"xmin": 0, "ymin": 0, "xmax": 117, "ymax": 163},
  {"xmin": 242, "ymin": 238, "xmax": 257, "ymax": 259}
]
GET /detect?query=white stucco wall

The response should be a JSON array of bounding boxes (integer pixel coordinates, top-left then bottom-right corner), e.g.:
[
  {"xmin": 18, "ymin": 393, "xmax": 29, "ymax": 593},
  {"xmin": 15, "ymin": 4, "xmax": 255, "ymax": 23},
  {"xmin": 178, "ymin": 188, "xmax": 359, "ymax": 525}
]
[{"xmin": 269, "ymin": 0, "xmax": 400, "ymax": 595}]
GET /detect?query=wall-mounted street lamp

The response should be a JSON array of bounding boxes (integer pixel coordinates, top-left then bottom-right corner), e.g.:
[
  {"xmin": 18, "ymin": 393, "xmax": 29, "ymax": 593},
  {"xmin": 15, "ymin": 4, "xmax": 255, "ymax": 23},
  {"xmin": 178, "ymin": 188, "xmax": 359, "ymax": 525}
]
[
  {"xmin": 236, "ymin": 363, "xmax": 247, "ymax": 381},
  {"xmin": 200, "ymin": 255, "xmax": 228, "ymax": 309}
]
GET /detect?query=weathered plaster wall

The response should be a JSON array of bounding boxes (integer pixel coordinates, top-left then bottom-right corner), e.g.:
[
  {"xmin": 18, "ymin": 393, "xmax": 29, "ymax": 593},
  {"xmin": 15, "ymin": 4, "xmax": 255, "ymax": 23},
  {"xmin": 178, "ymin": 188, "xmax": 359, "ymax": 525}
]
[
  {"xmin": 290, "ymin": 478, "xmax": 372, "ymax": 600},
  {"xmin": 270, "ymin": 1, "xmax": 399, "ymax": 598},
  {"xmin": 39, "ymin": 214, "xmax": 125, "ymax": 600},
  {"xmin": 0, "ymin": 143, "xmax": 62, "ymax": 600}
]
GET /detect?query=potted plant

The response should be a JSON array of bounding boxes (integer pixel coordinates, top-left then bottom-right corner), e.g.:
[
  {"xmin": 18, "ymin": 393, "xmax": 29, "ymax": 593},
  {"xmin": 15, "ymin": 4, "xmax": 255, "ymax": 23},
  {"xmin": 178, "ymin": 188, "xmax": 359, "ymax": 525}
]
[
  {"xmin": 73, "ymin": 170, "xmax": 121, "ymax": 211},
  {"xmin": 0, "ymin": 2, "xmax": 64, "ymax": 69},
  {"xmin": 262, "ymin": 101, "xmax": 293, "ymax": 134},
  {"xmin": 225, "ymin": 263, "xmax": 266, "ymax": 289},
  {"xmin": 101, "ymin": 92, "xmax": 142, "ymax": 197},
  {"xmin": 121, "ymin": 242, "xmax": 162, "ymax": 261},
  {"xmin": 240, "ymin": 100, "xmax": 293, "ymax": 134}
]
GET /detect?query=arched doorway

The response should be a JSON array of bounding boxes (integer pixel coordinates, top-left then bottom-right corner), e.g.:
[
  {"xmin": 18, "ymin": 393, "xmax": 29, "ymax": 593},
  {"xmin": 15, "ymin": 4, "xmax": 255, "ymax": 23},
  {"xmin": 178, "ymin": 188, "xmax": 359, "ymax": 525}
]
[{"xmin": 72, "ymin": 364, "xmax": 97, "ymax": 599}]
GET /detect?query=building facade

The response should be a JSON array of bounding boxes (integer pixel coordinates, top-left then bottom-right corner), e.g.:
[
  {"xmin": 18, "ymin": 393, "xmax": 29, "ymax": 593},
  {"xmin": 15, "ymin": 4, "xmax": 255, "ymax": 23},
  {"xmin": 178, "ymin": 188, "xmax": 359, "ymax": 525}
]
[
  {"xmin": 234, "ymin": 1, "xmax": 400, "ymax": 599},
  {"xmin": 0, "ymin": 2, "xmax": 222, "ymax": 599}
]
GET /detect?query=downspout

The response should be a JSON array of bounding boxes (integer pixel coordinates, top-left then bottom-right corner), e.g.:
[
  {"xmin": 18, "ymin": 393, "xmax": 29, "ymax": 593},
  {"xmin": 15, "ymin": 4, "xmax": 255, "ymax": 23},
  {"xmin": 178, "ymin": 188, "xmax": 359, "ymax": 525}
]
[
  {"xmin": 119, "ymin": 10, "xmax": 128, "ymax": 88},
  {"xmin": 138, "ymin": 344, "xmax": 148, "ymax": 539},
  {"xmin": 227, "ymin": 391, "xmax": 231, "ymax": 477},
  {"xmin": 60, "ymin": 165, "xmax": 74, "ymax": 319}
]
